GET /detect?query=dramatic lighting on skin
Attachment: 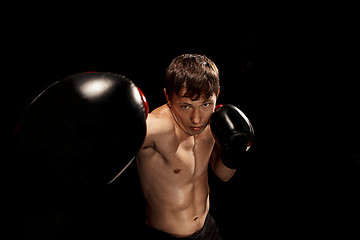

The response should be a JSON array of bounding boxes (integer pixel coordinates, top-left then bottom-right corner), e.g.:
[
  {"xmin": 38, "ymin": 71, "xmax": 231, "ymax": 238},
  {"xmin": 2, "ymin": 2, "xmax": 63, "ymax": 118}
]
[{"xmin": 169, "ymin": 105, "xmax": 210, "ymax": 136}]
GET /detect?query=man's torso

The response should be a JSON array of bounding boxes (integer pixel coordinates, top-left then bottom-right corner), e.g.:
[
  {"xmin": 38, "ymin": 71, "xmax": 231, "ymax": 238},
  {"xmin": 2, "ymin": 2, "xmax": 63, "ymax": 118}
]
[{"xmin": 136, "ymin": 104, "xmax": 215, "ymax": 237}]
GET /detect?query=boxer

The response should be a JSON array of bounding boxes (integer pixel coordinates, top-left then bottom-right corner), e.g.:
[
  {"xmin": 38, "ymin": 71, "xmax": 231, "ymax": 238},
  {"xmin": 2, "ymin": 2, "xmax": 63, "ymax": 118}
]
[
  {"xmin": 15, "ymin": 56, "xmax": 254, "ymax": 239},
  {"xmin": 136, "ymin": 54, "xmax": 254, "ymax": 239}
]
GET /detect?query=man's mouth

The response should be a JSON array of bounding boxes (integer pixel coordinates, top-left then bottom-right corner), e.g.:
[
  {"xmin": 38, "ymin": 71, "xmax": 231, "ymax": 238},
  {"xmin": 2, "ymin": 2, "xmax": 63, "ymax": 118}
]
[{"xmin": 190, "ymin": 126, "xmax": 203, "ymax": 131}]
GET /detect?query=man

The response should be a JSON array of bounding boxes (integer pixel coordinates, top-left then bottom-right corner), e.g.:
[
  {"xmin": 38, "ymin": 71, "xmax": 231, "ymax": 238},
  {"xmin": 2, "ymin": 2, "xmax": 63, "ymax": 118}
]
[{"xmin": 136, "ymin": 54, "xmax": 254, "ymax": 239}]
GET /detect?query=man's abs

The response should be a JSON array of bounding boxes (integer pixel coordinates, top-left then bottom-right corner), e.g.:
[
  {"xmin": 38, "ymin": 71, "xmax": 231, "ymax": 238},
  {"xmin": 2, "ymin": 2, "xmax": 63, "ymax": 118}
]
[
  {"xmin": 143, "ymin": 180, "xmax": 210, "ymax": 237},
  {"xmin": 136, "ymin": 151, "xmax": 209, "ymax": 236}
]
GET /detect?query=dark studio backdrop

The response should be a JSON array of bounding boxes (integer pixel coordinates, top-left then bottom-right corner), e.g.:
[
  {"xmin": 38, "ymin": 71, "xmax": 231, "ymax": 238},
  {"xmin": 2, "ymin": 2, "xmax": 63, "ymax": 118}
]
[{"xmin": 4, "ymin": 10, "xmax": 359, "ymax": 239}]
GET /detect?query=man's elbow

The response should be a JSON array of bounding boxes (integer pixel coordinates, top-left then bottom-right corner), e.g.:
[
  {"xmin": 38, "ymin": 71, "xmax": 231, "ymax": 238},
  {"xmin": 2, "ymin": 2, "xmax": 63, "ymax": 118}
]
[
  {"xmin": 220, "ymin": 175, "xmax": 233, "ymax": 182},
  {"xmin": 217, "ymin": 169, "xmax": 236, "ymax": 182}
]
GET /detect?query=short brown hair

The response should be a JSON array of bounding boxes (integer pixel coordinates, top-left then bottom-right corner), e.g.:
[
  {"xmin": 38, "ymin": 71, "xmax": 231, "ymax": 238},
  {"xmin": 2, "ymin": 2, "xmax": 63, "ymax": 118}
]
[{"xmin": 165, "ymin": 54, "xmax": 219, "ymax": 101}]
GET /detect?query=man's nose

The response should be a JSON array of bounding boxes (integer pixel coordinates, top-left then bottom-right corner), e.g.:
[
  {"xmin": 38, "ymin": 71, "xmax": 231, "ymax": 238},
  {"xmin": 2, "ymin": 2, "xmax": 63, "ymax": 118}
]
[{"xmin": 191, "ymin": 108, "xmax": 202, "ymax": 125}]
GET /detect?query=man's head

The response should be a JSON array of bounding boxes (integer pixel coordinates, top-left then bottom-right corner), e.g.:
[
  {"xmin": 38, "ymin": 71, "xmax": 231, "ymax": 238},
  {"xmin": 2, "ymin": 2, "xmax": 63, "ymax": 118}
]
[
  {"xmin": 164, "ymin": 54, "xmax": 220, "ymax": 136},
  {"xmin": 164, "ymin": 54, "xmax": 219, "ymax": 101}
]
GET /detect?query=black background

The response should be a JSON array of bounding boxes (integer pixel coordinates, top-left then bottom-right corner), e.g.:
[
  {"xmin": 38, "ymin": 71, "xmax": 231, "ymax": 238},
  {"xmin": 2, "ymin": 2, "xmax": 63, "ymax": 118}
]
[{"xmin": 3, "ymin": 6, "xmax": 359, "ymax": 239}]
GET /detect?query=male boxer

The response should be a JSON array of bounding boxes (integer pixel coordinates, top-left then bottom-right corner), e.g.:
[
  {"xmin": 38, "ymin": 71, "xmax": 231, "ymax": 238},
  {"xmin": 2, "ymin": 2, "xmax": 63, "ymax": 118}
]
[{"xmin": 136, "ymin": 54, "xmax": 254, "ymax": 239}]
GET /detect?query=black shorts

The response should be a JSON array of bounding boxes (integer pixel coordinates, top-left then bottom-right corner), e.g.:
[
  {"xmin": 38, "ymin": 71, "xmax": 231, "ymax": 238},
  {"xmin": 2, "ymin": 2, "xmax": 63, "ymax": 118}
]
[{"xmin": 140, "ymin": 213, "xmax": 223, "ymax": 240}]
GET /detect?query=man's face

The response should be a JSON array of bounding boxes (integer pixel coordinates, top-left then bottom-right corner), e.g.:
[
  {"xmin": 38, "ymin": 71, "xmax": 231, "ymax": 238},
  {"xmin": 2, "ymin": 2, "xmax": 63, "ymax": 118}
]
[{"xmin": 166, "ymin": 88, "xmax": 217, "ymax": 136}]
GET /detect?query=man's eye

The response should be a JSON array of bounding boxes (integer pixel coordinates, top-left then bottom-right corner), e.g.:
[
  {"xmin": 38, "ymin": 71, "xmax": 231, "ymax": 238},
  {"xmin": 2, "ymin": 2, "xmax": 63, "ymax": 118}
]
[
  {"xmin": 181, "ymin": 105, "xmax": 190, "ymax": 109},
  {"xmin": 203, "ymin": 103, "xmax": 211, "ymax": 107}
]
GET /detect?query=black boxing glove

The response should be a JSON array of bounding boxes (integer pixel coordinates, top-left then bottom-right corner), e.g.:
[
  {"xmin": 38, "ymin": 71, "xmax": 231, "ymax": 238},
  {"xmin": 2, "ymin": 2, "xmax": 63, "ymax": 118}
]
[
  {"xmin": 210, "ymin": 104, "xmax": 254, "ymax": 169},
  {"xmin": 15, "ymin": 72, "xmax": 148, "ymax": 186}
]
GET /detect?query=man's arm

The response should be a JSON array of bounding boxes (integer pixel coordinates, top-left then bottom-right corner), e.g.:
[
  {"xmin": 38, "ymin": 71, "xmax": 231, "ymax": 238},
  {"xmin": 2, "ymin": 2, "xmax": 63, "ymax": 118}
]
[{"xmin": 209, "ymin": 144, "xmax": 236, "ymax": 182}]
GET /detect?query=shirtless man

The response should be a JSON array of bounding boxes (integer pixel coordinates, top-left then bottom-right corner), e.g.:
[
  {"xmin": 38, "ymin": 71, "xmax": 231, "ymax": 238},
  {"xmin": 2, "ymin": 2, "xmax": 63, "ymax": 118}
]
[{"xmin": 136, "ymin": 54, "xmax": 254, "ymax": 239}]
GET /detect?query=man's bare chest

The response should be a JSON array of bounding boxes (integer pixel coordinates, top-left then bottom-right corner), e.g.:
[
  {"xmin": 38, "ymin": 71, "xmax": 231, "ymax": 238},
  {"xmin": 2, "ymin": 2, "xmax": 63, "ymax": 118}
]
[{"xmin": 155, "ymin": 133, "xmax": 214, "ymax": 179}]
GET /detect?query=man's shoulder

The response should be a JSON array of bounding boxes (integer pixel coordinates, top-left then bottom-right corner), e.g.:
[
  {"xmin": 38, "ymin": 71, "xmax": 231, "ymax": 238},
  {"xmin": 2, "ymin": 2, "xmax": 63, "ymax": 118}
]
[
  {"xmin": 139, "ymin": 104, "xmax": 174, "ymax": 150},
  {"xmin": 150, "ymin": 104, "xmax": 171, "ymax": 118},
  {"xmin": 147, "ymin": 104, "xmax": 174, "ymax": 135}
]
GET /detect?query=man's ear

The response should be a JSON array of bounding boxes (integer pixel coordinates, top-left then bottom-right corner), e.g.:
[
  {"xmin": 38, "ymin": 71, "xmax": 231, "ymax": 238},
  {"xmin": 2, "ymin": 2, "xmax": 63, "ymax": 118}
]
[{"xmin": 164, "ymin": 88, "xmax": 171, "ymax": 106}]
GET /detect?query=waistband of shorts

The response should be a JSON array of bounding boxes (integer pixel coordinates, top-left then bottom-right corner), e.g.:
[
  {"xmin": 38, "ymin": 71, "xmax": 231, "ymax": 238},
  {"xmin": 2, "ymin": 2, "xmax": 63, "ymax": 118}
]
[{"xmin": 145, "ymin": 212, "xmax": 213, "ymax": 239}]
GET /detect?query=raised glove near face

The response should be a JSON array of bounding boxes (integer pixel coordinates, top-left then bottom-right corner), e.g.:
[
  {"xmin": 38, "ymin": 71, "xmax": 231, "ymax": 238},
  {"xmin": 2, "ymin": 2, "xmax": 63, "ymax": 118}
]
[{"xmin": 210, "ymin": 104, "xmax": 254, "ymax": 169}]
